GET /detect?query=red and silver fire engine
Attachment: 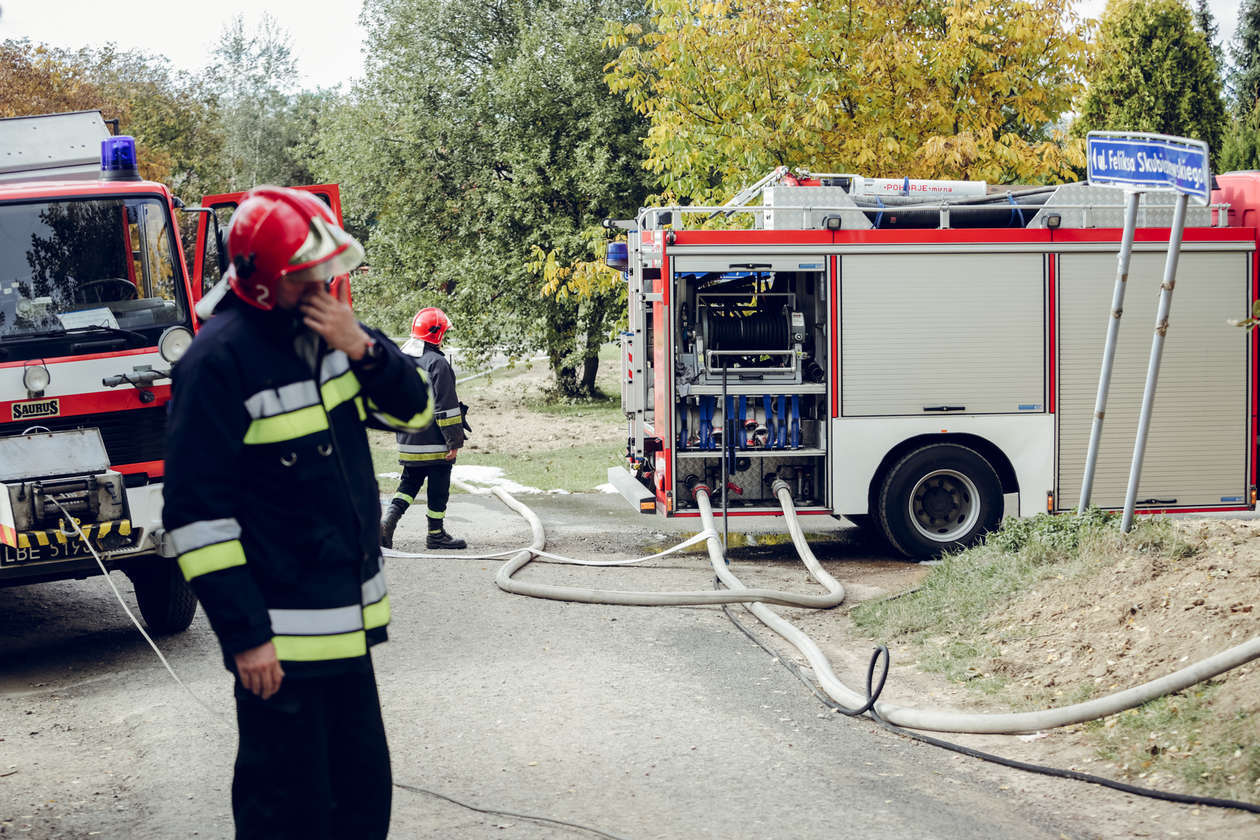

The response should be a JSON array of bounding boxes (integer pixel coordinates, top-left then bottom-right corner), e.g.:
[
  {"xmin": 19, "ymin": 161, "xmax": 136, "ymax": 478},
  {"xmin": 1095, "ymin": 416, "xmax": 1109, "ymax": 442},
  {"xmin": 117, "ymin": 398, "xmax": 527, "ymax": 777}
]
[
  {"xmin": 608, "ymin": 166, "xmax": 1260, "ymax": 557},
  {"xmin": 0, "ymin": 111, "xmax": 345, "ymax": 632}
]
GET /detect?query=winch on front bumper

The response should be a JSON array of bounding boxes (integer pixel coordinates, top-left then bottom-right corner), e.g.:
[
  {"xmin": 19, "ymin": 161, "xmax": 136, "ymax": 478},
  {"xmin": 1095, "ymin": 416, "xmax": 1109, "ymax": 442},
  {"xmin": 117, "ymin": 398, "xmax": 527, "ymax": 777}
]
[{"xmin": 1, "ymin": 429, "xmax": 140, "ymax": 578}]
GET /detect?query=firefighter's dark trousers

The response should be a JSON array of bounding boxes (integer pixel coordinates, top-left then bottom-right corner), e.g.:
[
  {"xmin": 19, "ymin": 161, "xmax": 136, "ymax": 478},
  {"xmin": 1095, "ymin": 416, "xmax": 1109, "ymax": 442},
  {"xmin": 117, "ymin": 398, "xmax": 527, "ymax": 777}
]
[
  {"xmin": 389, "ymin": 461, "xmax": 452, "ymax": 532},
  {"xmin": 232, "ymin": 660, "xmax": 391, "ymax": 840}
]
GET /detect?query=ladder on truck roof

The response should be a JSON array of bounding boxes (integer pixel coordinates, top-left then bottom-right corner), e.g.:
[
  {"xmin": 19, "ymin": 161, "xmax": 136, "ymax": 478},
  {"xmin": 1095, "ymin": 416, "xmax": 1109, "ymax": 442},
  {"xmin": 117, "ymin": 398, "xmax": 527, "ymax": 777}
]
[{"xmin": 0, "ymin": 111, "xmax": 112, "ymax": 184}]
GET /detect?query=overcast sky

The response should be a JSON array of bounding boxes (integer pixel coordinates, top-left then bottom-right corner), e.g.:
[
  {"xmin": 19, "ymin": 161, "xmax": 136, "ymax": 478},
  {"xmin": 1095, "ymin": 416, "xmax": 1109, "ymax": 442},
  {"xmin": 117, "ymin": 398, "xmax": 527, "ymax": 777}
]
[
  {"xmin": 0, "ymin": 0, "xmax": 1247, "ymax": 92},
  {"xmin": 0, "ymin": 1, "xmax": 368, "ymax": 90}
]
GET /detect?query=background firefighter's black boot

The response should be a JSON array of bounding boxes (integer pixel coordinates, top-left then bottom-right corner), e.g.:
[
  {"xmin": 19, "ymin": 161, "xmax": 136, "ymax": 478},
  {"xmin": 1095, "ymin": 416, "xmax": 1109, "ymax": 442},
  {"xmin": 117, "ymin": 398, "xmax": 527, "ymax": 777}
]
[
  {"xmin": 426, "ymin": 518, "xmax": 466, "ymax": 550},
  {"xmin": 380, "ymin": 504, "xmax": 405, "ymax": 549}
]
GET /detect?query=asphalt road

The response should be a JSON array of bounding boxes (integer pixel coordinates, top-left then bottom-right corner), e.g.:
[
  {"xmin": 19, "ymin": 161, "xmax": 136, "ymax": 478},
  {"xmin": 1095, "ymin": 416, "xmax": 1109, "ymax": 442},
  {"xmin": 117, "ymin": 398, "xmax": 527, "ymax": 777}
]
[{"xmin": 0, "ymin": 492, "xmax": 1239, "ymax": 838}]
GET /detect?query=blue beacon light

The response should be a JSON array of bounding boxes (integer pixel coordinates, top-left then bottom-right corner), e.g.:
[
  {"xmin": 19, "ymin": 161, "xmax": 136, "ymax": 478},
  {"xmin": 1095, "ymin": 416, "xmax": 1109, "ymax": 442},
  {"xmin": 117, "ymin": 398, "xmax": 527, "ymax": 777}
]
[
  {"xmin": 100, "ymin": 135, "xmax": 140, "ymax": 181},
  {"xmin": 606, "ymin": 241, "xmax": 629, "ymax": 273}
]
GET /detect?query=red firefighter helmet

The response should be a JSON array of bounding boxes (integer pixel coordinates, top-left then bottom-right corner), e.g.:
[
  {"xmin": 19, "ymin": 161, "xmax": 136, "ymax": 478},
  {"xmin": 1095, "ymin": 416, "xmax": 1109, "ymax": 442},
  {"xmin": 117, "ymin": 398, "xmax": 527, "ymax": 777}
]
[
  {"xmin": 224, "ymin": 186, "xmax": 365, "ymax": 311},
  {"xmin": 411, "ymin": 307, "xmax": 452, "ymax": 345}
]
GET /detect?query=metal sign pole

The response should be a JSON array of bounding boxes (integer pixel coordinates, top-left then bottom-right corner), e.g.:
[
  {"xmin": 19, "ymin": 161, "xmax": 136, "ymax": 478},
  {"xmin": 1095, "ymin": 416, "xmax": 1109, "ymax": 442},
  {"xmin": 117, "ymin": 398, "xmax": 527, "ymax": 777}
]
[
  {"xmin": 1082, "ymin": 131, "xmax": 1210, "ymax": 528},
  {"xmin": 1079, "ymin": 189, "xmax": 1142, "ymax": 512},
  {"xmin": 1121, "ymin": 191, "xmax": 1190, "ymax": 532}
]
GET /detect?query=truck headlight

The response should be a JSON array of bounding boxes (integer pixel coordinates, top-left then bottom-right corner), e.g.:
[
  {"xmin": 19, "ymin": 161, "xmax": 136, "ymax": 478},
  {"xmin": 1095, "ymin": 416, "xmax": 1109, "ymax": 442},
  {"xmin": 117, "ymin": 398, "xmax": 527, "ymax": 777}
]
[
  {"xmin": 23, "ymin": 363, "xmax": 50, "ymax": 393},
  {"xmin": 158, "ymin": 326, "xmax": 193, "ymax": 363}
]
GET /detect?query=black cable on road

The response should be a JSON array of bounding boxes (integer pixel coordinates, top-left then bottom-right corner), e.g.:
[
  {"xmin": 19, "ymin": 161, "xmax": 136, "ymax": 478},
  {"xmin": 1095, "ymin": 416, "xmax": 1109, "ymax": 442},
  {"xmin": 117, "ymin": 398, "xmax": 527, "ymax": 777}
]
[
  {"xmin": 718, "ymin": 599, "xmax": 1260, "ymax": 815},
  {"xmin": 393, "ymin": 782, "xmax": 633, "ymax": 840}
]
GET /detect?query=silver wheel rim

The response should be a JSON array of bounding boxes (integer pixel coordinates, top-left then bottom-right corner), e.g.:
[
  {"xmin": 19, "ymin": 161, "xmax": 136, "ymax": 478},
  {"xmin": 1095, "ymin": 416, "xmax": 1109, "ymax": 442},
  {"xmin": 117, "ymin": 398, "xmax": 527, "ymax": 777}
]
[{"xmin": 908, "ymin": 469, "xmax": 980, "ymax": 543}]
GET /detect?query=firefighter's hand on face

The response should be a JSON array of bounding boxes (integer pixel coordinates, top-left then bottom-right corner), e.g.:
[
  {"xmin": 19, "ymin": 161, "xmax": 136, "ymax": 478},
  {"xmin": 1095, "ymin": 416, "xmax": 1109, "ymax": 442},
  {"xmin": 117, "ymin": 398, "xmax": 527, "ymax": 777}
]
[
  {"xmin": 283, "ymin": 270, "xmax": 374, "ymax": 361},
  {"xmin": 445, "ymin": 448, "xmax": 458, "ymax": 462},
  {"xmin": 234, "ymin": 641, "xmax": 285, "ymax": 700}
]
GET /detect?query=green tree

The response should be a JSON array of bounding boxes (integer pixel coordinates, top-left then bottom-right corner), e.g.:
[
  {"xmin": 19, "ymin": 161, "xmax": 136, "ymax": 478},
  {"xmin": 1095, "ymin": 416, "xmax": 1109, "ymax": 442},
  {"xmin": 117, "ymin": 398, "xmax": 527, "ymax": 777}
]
[
  {"xmin": 1220, "ymin": 103, "xmax": 1260, "ymax": 171},
  {"xmin": 317, "ymin": 0, "xmax": 653, "ymax": 396},
  {"xmin": 0, "ymin": 39, "xmax": 225, "ymax": 198},
  {"xmin": 1221, "ymin": 0, "xmax": 1260, "ymax": 170},
  {"xmin": 1193, "ymin": 0, "xmax": 1225, "ymax": 76},
  {"xmin": 606, "ymin": 0, "xmax": 1091, "ymax": 204},
  {"xmin": 1230, "ymin": 0, "xmax": 1260, "ymax": 109},
  {"xmin": 208, "ymin": 14, "xmax": 332, "ymax": 189},
  {"xmin": 1075, "ymin": 0, "xmax": 1226, "ymax": 162}
]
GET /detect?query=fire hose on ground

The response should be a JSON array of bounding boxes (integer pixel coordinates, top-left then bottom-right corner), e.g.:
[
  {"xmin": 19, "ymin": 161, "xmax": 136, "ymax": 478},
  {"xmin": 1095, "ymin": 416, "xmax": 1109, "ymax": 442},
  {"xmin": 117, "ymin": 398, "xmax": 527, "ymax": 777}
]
[
  {"xmin": 392, "ymin": 481, "xmax": 1260, "ymax": 736},
  {"xmin": 386, "ymin": 480, "xmax": 1260, "ymax": 812}
]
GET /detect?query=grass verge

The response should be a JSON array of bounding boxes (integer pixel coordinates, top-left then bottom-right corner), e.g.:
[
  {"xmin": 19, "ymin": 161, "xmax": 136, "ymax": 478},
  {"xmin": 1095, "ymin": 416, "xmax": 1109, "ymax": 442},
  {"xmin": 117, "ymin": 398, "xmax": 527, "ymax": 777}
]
[
  {"xmin": 850, "ymin": 511, "xmax": 1260, "ymax": 802},
  {"xmin": 368, "ymin": 431, "xmax": 622, "ymax": 493}
]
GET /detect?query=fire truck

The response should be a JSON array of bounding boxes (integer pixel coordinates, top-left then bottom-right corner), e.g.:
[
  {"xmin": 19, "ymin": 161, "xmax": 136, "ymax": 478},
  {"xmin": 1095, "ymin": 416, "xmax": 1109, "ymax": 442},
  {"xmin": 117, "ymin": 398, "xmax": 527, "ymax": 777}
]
[
  {"xmin": 608, "ymin": 167, "xmax": 1260, "ymax": 557},
  {"xmin": 0, "ymin": 111, "xmax": 346, "ymax": 632}
]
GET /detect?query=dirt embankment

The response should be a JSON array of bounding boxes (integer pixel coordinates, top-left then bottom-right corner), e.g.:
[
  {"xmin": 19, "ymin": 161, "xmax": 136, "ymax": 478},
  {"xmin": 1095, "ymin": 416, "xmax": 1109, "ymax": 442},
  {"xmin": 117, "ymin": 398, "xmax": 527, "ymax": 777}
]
[
  {"xmin": 886, "ymin": 518, "xmax": 1260, "ymax": 806},
  {"xmin": 989, "ymin": 520, "xmax": 1257, "ymax": 710}
]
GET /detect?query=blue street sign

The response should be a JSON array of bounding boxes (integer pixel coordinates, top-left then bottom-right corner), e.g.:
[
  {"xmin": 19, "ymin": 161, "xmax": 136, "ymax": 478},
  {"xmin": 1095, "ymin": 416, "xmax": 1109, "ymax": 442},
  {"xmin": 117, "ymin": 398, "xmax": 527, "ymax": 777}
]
[{"xmin": 1086, "ymin": 131, "xmax": 1211, "ymax": 205}]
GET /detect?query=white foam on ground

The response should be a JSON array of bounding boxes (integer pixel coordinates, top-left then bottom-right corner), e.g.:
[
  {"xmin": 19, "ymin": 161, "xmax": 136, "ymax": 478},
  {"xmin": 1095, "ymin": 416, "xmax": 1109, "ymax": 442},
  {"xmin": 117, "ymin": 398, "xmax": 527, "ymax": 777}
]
[
  {"xmin": 595, "ymin": 483, "xmax": 618, "ymax": 494},
  {"xmin": 452, "ymin": 464, "xmax": 543, "ymax": 494}
]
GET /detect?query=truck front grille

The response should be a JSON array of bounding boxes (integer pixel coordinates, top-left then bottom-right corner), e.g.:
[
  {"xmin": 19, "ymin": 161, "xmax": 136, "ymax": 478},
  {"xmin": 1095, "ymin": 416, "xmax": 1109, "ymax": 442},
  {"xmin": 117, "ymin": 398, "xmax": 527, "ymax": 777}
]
[{"xmin": 0, "ymin": 406, "xmax": 167, "ymax": 468}]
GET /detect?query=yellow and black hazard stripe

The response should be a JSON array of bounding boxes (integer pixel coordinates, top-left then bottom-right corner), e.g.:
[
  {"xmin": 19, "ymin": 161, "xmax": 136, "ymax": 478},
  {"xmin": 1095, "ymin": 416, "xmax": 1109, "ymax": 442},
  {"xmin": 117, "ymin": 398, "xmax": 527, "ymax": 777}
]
[{"xmin": 15, "ymin": 519, "xmax": 135, "ymax": 550}]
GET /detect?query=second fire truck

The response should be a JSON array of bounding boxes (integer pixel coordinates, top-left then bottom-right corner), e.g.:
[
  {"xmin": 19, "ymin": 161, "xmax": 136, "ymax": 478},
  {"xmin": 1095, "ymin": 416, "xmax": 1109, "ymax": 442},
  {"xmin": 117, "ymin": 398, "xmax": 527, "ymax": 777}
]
[{"xmin": 609, "ymin": 168, "xmax": 1260, "ymax": 557}]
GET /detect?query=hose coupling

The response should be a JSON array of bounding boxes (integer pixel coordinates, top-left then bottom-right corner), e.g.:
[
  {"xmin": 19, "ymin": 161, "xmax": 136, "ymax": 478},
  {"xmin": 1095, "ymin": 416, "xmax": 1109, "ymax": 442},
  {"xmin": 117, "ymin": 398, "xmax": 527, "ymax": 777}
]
[
  {"xmin": 685, "ymin": 476, "xmax": 711, "ymax": 499},
  {"xmin": 771, "ymin": 478, "xmax": 793, "ymax": 498}
]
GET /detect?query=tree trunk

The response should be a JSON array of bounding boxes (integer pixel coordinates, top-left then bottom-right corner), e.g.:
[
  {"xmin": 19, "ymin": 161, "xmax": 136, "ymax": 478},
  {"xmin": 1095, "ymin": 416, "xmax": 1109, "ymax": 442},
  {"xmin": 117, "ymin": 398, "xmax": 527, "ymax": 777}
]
[
  {"xmin": 543, "ymin": 301, "xmax": 580, "ymax": 397},
  {"xmin": 554, "ymin": 363, "xmax": 580, "ymax": 397},
  {"xmin": 577, "ymin": 298, "xmax": 608, "ymax": 397},
  {"xmin": 579, "ymin": 353, "xmax": 599, "ymax": 396}
]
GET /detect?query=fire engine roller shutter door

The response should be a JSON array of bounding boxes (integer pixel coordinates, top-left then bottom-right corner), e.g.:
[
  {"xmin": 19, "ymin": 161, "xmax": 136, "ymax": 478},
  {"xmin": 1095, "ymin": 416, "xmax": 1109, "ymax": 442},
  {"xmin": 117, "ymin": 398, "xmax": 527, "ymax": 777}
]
[
  {"xmin": 1056, "ymin": 250, "xmax": 1250, "ymax": 511},
  {"xmin": 840, "ymin": 252, "xmax": 1045, "ymax": 416}
]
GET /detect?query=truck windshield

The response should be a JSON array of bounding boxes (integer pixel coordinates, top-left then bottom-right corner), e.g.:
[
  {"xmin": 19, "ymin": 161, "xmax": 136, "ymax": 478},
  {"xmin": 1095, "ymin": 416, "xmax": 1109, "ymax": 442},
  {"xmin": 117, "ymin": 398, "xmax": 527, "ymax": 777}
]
[{"xmin": 0, "ymin": 196, "xmax": 188, "ymax": 342}]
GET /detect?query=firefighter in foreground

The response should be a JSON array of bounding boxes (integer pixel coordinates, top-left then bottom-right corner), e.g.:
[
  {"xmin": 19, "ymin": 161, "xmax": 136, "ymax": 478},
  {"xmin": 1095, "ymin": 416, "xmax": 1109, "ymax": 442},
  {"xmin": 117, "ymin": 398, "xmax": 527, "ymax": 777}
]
[
  {"xmin": 380, "ymin": 306, "xmax": 469, "ymax": 550},
  {"xmin": 162, "ymin": 186, "xmax": 433, "ymax": 839}
]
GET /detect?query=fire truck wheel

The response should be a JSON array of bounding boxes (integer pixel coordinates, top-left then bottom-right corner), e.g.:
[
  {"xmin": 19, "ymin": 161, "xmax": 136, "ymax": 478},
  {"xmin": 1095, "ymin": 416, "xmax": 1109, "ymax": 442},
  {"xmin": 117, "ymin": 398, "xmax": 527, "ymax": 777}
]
[
  {"xmin": 129, "ymin": 559, "xmax": 198, "ymax": 635},
  {"xmin": 877, "ymin": 443, "xmax": 1003, "ymax": 558}
]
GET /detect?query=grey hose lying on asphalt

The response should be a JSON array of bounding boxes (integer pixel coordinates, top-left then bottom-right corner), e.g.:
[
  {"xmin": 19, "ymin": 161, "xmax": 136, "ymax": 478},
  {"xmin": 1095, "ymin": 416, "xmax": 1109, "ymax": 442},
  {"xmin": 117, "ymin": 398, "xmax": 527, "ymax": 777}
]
[
  {"xmin": 697, "ymin": 481, "xmax": 1260, "ymax": 734},
  {"xmin": 487, "ymin": 481, "xmax": 1258, "ymax": 734},
  {"xmin": 491, "ymin": 484, "xmax": 845, "ymax": 609}
]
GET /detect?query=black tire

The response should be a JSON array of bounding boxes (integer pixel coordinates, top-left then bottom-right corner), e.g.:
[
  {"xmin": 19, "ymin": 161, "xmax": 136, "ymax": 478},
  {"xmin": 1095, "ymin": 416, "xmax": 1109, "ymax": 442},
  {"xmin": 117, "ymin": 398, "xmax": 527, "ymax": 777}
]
[
  {"xmin": 130, "ymin": 559, "xmax": 198, "ymax": 635},
  {"xmin": 877, "ymin": 443, "xmax": 1003, "ymax": 559}
]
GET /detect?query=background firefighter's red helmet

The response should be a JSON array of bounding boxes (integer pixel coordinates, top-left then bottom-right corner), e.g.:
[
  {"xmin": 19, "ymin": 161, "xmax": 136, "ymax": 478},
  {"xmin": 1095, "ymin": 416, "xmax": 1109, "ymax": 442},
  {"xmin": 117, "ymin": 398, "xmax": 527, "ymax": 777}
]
[
  {"xmin": 224, "ymin": 186, "xmax": 365, "ymax": 311},
  {"xmin": 411, "ymin": 307, "xmax": 452, "ymax": 345}
]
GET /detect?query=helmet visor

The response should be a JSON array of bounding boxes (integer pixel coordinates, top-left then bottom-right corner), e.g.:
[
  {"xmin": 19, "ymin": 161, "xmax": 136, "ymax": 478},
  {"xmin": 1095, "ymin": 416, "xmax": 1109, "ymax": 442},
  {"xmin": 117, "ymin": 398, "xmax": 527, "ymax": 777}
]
[{"xmin": 285, "ymin": 215, "xmax": 365, "ymax": 279}]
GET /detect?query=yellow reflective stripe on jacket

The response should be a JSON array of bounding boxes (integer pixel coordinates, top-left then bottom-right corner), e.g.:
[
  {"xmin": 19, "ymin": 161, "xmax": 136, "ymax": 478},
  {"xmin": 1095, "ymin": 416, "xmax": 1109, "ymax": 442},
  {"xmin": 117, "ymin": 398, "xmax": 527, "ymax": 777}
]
[
  {"xmin": 370, "ymin": 402, "xmax": 434, "ymax": 433},
  {"xmin": 437, "ymin": 415, "xmax": 462, "ymax": 427},
  {"xmin": 399, "ymin": 451, "xmax": 447, "ymax": 462},
  {"xmin": 178, "ymin": 539, "xmax": 247, "ymax": 580},
  {"xmin": 355, "ymin": 396, "xmax": 366, "ymax": 421},
  {"xmin": 363, "ymin": 595, "xmax": 390, "ymax": 630},
  {"xmin": 273, "ymin": 630, "xmax": 367, "ymax": 662},
  {"xmin": 243, "ymin": 404, "xmax": 329, "ymax": 444},
  {"xmin": 367, "ymin": 366, "xmax": 434, "ymax": 432},
  {"xmin": 321, "ymin": 368, "xmax": 360, "ymax": 412}
]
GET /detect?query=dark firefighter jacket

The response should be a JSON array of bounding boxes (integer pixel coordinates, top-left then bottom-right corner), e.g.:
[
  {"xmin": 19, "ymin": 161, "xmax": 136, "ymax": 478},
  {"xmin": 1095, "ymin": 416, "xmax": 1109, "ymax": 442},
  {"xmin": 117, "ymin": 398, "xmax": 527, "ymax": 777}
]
[
  {"xmin": 162, "ymin": 292, "xmax": 433, "ymax": 676},
  {"xmin": 396, "ymin": 342, "xmax": 464, "ymax": 463}
]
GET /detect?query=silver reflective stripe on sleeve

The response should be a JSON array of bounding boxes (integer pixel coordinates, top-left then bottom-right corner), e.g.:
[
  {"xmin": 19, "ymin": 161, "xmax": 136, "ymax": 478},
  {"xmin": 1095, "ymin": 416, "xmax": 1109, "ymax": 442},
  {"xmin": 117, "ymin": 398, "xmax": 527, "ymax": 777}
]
[
  {"xmin": 268, "ymin": 604, "xmax": 365, "ymax": 636},
  {"xmin": 320, "ymin": 351, "xmax": 351, "ymax": 384},
  {"xmin": 169, "ymin": 517, "xmax": 242, "ymax": 554},
  {"xmin": 245, "ymin": 380, "xmax": 321, "ymax": 419},
  {"xmin": 435, "ymin": 407, "xmax": 461, "ymax": 419},
  {"xmin": 362, "ymin": 570, "xmax": 387, "ymax": 605},
  {"xmin": 399, "ymin": 443, "xmax": 448, "ymax": 455}
]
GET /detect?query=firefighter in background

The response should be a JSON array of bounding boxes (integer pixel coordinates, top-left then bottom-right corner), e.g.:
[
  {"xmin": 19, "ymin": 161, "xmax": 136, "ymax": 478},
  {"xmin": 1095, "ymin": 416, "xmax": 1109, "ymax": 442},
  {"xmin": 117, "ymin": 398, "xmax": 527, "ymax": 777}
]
[
  {"xmin": 163, "ymin": 187, "xmax": 433, "ymax": 839},
  {"xmin": 380, "ymin": 307, "xmax": 468, "ymax": 550}
]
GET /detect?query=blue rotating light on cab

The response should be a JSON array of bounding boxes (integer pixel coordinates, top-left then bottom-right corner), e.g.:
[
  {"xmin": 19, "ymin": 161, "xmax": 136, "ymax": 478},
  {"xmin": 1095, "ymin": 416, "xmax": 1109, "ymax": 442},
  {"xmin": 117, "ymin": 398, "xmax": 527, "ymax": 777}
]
[
  {"xmin": 100, "ymin": 135, "xmax": 140, "ymax": 181},
  {"xmin": 606, "ymin": 241, "xmax": 629, "ymax": 273}
]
